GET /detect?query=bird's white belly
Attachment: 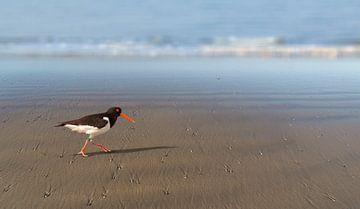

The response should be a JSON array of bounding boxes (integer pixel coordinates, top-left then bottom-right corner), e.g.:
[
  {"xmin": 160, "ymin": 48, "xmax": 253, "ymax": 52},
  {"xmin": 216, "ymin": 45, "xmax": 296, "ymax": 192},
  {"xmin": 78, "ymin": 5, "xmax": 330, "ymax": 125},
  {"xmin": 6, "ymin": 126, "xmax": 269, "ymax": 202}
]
[
  {"xmin": 65, "ymin": 117, "xmax": 110, "ymax": 138},
  {"xmin": 89, "ymin": 122, "xmax": 110, "ymax": 137}
]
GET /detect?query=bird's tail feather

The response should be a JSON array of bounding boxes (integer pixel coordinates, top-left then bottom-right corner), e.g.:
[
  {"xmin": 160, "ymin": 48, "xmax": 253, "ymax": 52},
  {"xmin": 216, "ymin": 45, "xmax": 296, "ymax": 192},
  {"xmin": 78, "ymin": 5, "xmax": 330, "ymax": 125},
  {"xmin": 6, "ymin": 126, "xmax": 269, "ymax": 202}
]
[{"xmin": 54, "ymin": 123, "xmax": 65, "ymax": 127}]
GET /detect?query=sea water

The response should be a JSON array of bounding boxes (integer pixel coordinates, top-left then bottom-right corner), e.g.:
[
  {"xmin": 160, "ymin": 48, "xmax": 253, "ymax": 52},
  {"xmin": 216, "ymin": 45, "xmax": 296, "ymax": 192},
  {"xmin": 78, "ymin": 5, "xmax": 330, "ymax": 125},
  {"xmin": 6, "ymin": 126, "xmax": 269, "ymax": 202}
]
[{"xmin": 0, "ymin": 0, "xmax": 360, "ymax": 58}]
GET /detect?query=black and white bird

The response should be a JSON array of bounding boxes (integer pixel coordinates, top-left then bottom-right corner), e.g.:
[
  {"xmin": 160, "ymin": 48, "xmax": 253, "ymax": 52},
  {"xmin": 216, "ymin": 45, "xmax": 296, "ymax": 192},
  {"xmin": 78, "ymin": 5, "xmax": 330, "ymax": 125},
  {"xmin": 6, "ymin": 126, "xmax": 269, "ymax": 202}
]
[{"xmin": 56, "ymin": 107, "xmax": 135, "ymax": 157}]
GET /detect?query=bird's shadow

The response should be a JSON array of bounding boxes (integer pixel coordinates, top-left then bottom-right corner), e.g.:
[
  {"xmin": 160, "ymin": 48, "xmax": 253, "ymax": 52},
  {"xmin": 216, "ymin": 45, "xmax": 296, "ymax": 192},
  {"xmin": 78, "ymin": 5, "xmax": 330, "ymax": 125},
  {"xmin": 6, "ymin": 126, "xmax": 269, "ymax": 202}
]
[{"xmin": 86, "ymin": 146, "xmax": 177, "ymax": 157}]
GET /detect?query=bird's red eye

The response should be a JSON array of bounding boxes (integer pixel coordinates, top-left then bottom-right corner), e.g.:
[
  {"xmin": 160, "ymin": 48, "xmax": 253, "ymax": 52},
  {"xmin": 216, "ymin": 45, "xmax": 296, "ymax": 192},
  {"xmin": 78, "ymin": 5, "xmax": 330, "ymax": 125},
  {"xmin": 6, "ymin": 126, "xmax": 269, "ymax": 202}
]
[{"xmin": 116, "ymin": 109, "xmax": 119, "ymax": 112}]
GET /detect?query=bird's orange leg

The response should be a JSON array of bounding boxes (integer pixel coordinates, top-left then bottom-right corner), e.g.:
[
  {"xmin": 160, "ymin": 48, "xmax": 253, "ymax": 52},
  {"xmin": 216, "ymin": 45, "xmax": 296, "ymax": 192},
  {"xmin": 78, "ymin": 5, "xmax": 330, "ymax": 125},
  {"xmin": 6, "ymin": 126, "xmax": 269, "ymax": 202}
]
[
  {"xmin": 90, "ymin": 140, "xmax": 111, "ymax": 152},
  {"xmin": 78, "ymin": 139, "xmax": 89, "ymax": 157}
]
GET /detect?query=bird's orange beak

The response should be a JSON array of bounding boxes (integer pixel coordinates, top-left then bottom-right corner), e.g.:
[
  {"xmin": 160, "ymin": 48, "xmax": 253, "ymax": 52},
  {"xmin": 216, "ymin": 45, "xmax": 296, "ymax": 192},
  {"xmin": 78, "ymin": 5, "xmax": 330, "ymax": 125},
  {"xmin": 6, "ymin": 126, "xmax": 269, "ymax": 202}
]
[{"xmin": 120, "ymin": 113, "xmax": 135, "ymax": 123}]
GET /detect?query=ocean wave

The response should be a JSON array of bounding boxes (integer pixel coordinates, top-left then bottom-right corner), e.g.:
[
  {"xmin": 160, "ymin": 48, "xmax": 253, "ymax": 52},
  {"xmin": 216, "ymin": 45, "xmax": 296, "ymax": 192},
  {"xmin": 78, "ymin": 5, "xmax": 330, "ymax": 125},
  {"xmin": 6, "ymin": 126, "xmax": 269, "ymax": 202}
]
[{"xmin": 0, "ymin": 36, "xmax": 359, "ymax": 58}]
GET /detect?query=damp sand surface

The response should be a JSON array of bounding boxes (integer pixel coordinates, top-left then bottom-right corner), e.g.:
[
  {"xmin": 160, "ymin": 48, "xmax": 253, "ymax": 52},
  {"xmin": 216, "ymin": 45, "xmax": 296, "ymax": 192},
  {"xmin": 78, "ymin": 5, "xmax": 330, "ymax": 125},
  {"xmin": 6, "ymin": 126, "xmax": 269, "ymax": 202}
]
[{"xmin": 1, "ymin": 58, "xmax": 360, "ymax": 209}]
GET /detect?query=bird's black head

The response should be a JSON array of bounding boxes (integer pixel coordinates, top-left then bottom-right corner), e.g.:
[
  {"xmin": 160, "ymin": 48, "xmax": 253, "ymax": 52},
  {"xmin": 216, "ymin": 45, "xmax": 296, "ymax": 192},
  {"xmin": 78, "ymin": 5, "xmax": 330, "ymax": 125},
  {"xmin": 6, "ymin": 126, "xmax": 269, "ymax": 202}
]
[
  {"xmin": 107, "ymin": 107, "xmax": 122, "ymax": 115},
  {"xmin": 106, "ymin": 106, "xmax": 135, "ymax": 123}
]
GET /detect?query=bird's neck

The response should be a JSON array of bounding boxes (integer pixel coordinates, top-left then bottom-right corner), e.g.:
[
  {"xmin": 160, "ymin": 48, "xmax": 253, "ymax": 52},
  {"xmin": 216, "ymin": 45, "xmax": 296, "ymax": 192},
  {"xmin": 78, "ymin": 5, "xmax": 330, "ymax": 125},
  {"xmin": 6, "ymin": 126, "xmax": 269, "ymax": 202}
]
[{"xmin": 105, "ymin": 113, "xmax": 118, "ymax": 127}]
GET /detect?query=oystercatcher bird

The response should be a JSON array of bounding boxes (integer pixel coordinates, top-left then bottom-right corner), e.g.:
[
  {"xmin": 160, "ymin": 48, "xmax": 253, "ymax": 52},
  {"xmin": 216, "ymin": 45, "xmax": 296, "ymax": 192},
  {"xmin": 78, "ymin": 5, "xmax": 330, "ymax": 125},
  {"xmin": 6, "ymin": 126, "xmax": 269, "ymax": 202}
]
[{"xmin": 56, "ymin": 107, "xmax": 135, "ymax": 157}]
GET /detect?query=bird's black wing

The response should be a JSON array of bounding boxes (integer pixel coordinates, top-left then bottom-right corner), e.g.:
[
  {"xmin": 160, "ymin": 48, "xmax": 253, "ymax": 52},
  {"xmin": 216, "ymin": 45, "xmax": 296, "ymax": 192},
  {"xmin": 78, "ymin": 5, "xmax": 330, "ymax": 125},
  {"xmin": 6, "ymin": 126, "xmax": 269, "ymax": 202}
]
[{"xmin": 55, "ymin": 114, "xmax": 108, "ymax": 129}]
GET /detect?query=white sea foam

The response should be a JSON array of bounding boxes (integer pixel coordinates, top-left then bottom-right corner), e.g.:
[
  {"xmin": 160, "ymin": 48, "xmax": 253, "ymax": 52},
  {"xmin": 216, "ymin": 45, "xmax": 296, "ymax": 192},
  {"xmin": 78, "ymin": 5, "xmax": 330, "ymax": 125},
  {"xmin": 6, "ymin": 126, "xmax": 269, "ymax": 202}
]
[{"xmin": 0, "ymin": 37, "xmax": 359, "ymax": 58}]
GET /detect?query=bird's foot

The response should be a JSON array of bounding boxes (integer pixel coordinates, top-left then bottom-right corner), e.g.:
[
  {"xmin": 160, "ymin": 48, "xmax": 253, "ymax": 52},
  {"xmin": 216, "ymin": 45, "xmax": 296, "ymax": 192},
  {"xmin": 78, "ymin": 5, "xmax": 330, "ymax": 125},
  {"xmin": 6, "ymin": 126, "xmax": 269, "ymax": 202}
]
[
  {"xmin": 92, "ymin": 143, "xmax": 111, "ymax": 153},
  {"xmin": 102, "ymin": 148, "xmax": 111, "ymax": 153},
  {"xmin": 78, "ymin": 151, "xmax": 88, "ymax": 157}
]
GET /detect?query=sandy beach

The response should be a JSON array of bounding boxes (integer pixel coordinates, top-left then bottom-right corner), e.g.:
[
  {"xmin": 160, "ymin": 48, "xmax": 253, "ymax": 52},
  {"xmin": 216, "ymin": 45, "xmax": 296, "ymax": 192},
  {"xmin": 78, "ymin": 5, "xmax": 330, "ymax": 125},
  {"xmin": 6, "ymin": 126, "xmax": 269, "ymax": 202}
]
[{"xmin": 1, "ymin": 58, "xmax": 360, "ymax": 209}]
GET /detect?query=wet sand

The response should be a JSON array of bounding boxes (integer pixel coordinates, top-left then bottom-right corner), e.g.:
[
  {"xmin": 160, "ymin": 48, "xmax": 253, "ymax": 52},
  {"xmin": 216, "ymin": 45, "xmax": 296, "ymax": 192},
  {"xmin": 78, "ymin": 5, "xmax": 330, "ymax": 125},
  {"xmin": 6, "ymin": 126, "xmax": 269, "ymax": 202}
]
[{"xmin": 1, "ymin": 58, "xmax": 360, "ymax": 209}]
